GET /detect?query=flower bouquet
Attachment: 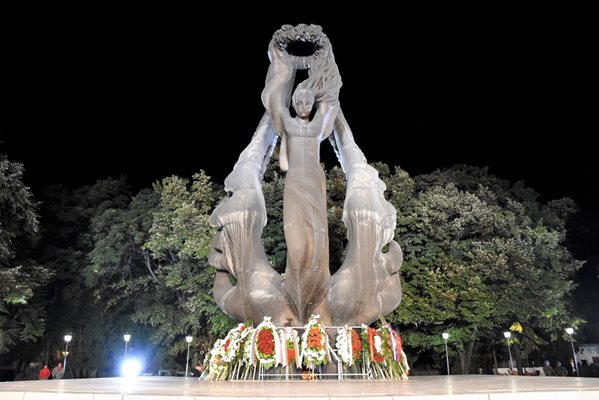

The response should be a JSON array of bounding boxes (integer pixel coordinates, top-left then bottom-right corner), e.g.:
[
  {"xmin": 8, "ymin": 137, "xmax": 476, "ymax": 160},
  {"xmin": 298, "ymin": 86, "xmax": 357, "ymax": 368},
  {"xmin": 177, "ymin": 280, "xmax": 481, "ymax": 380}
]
[
  {"xmin": 206, "ymin": 338, "xmax": 228, "ymax": 380},
  {"xmin": 336, "ymin": 325, "xmax": 361, "ymax": 366},
  {"xmin": 362, "ymin": 325, "xmax": 385, "ymax": 364},
  {"xmin": 300, "ymin": 314, "xmax": 330, "ymax": 368},
  {"xmin": 279, "ymin": 327, "xmax": 301, "ymax": 369},
  {"xmin": 250, "ymin": 316, "xmax": 281, "ymax": 370},
  {"xmin": 378, "ymin": 323, "xmax": 409, "ymax": 380}
]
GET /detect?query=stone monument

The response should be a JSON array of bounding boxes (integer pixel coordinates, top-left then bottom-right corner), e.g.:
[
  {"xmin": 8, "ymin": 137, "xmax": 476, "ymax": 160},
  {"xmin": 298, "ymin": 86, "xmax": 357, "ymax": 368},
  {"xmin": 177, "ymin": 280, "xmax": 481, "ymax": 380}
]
[{"xmin": 208, "ymin": 24, "xmax": 402, "ymax": 327}]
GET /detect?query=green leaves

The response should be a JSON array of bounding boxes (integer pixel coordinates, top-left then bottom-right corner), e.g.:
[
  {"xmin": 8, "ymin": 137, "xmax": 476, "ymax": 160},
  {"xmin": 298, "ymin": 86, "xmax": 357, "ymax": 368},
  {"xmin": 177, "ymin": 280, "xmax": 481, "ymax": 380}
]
[
  {"xmin": 384, "ymin": 164, "xmax": 582, "ymax": 372},
  {"xmin": 146, "ymin": 172, "xmax": 214, "ymax": 261},
  {"xmin": 0, "ymin": 157, "xmax": 50, "ymax": 353}
]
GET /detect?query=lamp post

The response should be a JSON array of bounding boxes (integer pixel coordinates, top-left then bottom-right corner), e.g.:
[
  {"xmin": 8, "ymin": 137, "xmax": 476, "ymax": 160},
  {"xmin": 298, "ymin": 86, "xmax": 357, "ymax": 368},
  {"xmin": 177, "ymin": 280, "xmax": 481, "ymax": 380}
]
[
  {"xmin": 503, "ymin": 332, "xmax": 513, "ymax": 373},
  {"xmin": 185, "ymin": 336, "xmax": 193, "ymax": 377},
  {"xmin": 63, "ymin": 334, "xmax": 72, "ymax": 379},
  {"xmin": 442, "ymin": 332, "xmax": 450, "ymax": 375},
  {"xmin": 124, "ymin": 334, "xmax": 131, "ymax": 360},
  {"xmin": 565, "ymin": 327, "xmax": 580, "ymax": 377}
]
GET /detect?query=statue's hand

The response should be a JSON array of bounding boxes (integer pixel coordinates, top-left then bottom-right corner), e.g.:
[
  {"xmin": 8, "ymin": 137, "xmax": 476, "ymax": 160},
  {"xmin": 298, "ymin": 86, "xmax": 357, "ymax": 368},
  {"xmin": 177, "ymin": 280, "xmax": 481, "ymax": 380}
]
[
  {"xmin": 268, "ymin": 39, "xmax": 290, "ymax": 64},
  {"xmin": 267, "ymin": 41, "xmax": 293, "ymax": 82}
]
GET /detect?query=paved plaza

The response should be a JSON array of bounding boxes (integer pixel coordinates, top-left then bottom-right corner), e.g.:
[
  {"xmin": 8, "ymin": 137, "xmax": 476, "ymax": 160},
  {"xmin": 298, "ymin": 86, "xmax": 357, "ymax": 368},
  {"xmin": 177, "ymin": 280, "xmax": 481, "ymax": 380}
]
[{"xmin": 1, "ymin": 375, "xmax": 599, "ymax": 399}]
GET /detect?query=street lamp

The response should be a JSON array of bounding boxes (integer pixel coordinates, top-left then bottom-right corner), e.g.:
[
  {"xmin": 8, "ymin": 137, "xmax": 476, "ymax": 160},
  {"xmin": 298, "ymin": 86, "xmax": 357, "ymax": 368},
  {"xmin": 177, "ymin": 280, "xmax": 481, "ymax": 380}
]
[
  {"xmin": 565, "ymin": 327, "xmax": 580, "ymax": 376},
  {"xmin": 185, "ymin": 336, "xmax": 193, "ymax": 377},
  {"xmin": 503, "ymin": 331, "xmax": 513, "ymax": 373},
  {"xmin": 124, "ymin": 334, "xmax": 131, "ymax": 360},
  {"xmin": 63, "ymin": 334, "xmax": 72, "ymax": 379},
  {"xmin": 442, "ymin": 332, "xmax": 450, "ymax": 375}
]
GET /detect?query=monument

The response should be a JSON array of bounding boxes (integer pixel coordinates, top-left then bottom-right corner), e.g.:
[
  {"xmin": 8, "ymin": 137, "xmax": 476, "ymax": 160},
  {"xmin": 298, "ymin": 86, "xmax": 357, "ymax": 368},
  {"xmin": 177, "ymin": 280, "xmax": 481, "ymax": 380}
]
[{"xmin": 208, "ymin": 24, "xmax": 403, "ymax": 328}]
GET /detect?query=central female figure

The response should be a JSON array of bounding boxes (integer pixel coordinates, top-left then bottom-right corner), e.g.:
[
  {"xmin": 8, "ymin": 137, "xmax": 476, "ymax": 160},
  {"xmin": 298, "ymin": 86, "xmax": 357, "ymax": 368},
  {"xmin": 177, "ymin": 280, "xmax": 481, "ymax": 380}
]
[{"xmin": 262, "ymin": 38, "xmax": 341, "ymax": 324}]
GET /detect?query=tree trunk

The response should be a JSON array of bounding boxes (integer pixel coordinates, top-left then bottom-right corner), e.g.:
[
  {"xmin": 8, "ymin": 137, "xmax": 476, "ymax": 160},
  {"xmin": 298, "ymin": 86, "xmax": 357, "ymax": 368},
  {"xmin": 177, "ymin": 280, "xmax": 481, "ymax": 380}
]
[
  {"xmin": 458, "ymin": 327, "xmax": 478, "ymax": 374},
  {"xmin": 493, "ymin": 349, "xmax": 498, "ymax": 374},
  {"xmin": 514, "ymin": 343, "xmax": 523, "ymax": 375}
]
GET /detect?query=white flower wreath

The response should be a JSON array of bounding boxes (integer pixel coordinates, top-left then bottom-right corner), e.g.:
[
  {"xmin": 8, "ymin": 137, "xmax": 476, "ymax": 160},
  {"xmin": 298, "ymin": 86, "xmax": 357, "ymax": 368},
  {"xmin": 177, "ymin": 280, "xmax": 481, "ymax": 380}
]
[
  {"xmin": 335, "ymin": 325, "xmax": 354, "ymax": 366},
  {"xmin": 207, "ymin": 338, "xmax": 227, "ymax": 379},
  {"xmin": 222, "ymin": 323, "xmax": 251, "ymax": 363},
  {"xmin": 300, "ymin": 314, "xmax": 330, "ymax": 368}
]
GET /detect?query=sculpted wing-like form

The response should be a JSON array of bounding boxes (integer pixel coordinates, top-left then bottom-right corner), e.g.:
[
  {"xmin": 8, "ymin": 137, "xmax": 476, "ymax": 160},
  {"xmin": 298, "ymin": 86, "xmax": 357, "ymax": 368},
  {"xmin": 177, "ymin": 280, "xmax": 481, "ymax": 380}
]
[
  {"xmin": 327, "ymin": 111, "xmax": 403, "ymax": 325},
  {"xmin": 208, "ymin": 114, "xmax": 293, "ymax": 324}
]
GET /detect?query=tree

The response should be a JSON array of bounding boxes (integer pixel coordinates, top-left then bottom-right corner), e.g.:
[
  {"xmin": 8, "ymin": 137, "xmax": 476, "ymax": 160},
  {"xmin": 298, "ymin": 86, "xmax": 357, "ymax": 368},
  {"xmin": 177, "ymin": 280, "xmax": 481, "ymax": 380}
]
[
  {"xmin": 384, "ymin": 165, "xmax": 583, "ymax": 373},
  {"xmin": 0, "ymin": 157, "xmax": 50, "ymax": 355},
  {"xmin": 37, "ymin": 177, "xmax": 132, "ymax": 376},
  {"xmin": 87, "ymin": 172, "xmax": 232, "ymax": 369}
]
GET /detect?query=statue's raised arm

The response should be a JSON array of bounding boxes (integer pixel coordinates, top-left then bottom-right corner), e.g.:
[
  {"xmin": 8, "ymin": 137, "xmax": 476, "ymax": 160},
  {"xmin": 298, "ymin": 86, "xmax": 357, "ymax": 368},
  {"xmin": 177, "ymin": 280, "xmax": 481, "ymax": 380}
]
[{"xmin": 261, "ymin": 39, "xmax": 295, "ymax": 138}]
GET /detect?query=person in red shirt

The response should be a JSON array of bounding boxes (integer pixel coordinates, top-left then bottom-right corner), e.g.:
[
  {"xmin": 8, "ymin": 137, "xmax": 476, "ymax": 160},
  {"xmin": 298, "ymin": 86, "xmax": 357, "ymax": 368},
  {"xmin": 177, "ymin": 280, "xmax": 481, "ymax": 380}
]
[{"xmin": 38, "ymin": 363, "xmax": 51, "ymax": 380}]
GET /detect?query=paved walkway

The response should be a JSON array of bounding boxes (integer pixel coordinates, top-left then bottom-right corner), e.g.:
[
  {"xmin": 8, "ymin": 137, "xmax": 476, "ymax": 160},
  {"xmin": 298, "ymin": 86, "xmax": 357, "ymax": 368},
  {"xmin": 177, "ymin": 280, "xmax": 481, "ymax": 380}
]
[{"xmin": 1, "ymin": 375, "xmax": 599, "ymax": 399}]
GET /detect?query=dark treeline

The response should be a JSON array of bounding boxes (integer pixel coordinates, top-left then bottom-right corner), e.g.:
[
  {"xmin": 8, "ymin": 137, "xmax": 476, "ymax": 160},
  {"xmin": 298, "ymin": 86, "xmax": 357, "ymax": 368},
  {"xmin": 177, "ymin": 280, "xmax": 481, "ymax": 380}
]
[{"xmin": 1, "ymin": 153, "xmax": 596, "ymax": 379}]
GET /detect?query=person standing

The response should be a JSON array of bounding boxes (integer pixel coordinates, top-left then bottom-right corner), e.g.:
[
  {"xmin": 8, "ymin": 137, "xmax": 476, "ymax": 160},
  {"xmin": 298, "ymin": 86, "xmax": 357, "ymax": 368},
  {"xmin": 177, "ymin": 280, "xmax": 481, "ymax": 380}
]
[
  {"xmin": 51, "ymin": 362, "xmax": 64, "ymax": 379},
  {"xmin": 555, "ymin": 361, "xmax": 568, "ymax": 376},
  {"xmin": 38, "ymin": 363, "xmax": 51, "ymax": 380},
  {"xmin": 543, "ymin": 360, "xmax": 555, "ymax": 376}
]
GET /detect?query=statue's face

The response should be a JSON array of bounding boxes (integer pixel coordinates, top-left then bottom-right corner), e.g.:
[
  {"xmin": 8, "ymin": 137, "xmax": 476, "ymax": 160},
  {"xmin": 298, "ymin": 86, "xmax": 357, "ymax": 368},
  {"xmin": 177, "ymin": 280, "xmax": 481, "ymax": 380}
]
[{"xmin": 293, "ymin": 90, "xmax": 315, "ymax": 118}]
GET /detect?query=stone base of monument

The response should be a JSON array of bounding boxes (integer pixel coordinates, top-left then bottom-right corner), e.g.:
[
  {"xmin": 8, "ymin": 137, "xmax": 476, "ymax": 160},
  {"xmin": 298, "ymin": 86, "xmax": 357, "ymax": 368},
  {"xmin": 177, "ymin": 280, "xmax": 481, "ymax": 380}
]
[{"xmin": 2, "ymin": 375, "xmax": 599, "ymax": 399}]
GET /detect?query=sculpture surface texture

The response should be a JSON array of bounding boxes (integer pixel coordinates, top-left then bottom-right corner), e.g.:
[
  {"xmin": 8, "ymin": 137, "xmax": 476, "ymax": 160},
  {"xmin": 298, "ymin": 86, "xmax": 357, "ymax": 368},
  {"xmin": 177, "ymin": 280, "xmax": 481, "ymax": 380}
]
[{"xmin": 209, "ymin": 24, "xmax": 402, "ymax": 327}]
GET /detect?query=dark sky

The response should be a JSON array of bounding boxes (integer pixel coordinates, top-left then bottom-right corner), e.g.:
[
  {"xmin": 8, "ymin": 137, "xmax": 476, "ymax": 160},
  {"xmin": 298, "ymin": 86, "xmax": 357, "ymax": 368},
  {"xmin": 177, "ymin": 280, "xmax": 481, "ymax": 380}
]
[
  {"xmin": 1, "ymin": 14, "xmax": 597, "ymax": 210},
  {"xmin": 1, "ymin": 10, "xmax": 598, "ymax": 340}
]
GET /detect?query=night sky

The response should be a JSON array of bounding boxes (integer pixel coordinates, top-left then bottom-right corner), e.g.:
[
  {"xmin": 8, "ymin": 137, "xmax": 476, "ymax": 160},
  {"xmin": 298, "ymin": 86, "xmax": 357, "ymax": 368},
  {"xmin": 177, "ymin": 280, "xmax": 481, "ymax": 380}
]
[
  {"xmin": 1, "ymin": 14, "xmax": 597, "ymax": 208},
  {"xmin": 1, "ymin": 11, "xmax": 598, "ymax": 340}
]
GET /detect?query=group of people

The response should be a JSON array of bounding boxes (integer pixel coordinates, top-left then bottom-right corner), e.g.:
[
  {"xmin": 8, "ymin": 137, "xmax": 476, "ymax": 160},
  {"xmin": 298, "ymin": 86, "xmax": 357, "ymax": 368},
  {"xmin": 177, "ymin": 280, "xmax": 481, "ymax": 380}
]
[
  {"xmin": 38, "ymin": 362, "xmax": 65, "ymax": 380},
  {"xmin": 543, "ymin": 360, "xmax": 570, "ymax": 376}
]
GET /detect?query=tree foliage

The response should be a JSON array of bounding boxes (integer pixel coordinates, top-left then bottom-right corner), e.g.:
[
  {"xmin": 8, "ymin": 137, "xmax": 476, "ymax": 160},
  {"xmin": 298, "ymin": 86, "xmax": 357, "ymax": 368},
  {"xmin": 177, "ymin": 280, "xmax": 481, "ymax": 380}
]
[
  {"xmin": 87, "ymin": 172, "xmax": 233, "ymax": 367},
  {"xmin": 37, "ymin": 177, "xmax": 132, "ymax": 375},
  {"xmin": 0, "ymin": 157, "xmax": 50, "ymax": 354},
  {"xmin": 383, "ymin": 165, "xmax": 583, "ymax": 373},
  {"xmin": 0, "ymin": 150, "xmax": 585, "ymax": 377}
]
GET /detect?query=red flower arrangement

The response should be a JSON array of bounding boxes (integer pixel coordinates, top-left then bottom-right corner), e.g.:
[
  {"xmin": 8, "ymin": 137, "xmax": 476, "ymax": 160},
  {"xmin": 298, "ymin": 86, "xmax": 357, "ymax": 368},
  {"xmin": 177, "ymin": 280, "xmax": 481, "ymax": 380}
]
[
  {"xmin": 257, "ymin": 328, "xmax": 275, "ymax": 356},
  {"xmin": 251, "ymin": 316, "xmax": 281, "ymax": 370},
  {"xmin": 301, "ymin": 315, "xmax": 329, "ymax": 367},
  {"xmin": 363, "ymin": 326, "xmax": 385, "ymax": 363},
  {"xmin": 351, "ymin": 329, "xmax": 362, "ymax": 361}
]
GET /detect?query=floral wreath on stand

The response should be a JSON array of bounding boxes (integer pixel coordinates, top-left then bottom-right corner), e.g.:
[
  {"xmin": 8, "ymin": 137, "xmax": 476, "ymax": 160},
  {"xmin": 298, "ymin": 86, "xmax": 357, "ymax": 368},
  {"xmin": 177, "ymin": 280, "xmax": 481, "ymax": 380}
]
[
  {"xmin": 221, "ymin": 323, "xmax": 250, "ymax": 363},
  {"xmin": 378, "ymin": 323, "xmax": 409, "ymax": 380},
  {"xmin": 250, "ymin": 316, "xmax": 281, "ymax": 370},
  {"xmin": 206, "ymin": 338, "xmax": 228, "ymax": 380},
  {"xmin": 240, "ymin": 324, "xmax": 255, "ymax": 366},
  {"xmin": 279, "ymin": 327, "xmax": 301, "ymax": 369},
  {"xmin": 362, "ymin": 324, "xmax": 385, "ymax": 364},
  {"xmin": 336, "ymin": 325, "xmax": 361, "ymax": 366},
  {"xmin": 301, "ymin": 314, "xmax": 330, "ymax": 368}
]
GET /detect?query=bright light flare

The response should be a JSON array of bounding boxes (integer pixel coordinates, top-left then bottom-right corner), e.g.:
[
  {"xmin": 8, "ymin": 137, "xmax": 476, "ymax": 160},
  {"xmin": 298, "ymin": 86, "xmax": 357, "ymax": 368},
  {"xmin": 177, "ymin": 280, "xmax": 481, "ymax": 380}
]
[{"xmin": 121, "ymin": 358, "xmax": 142, "ymax": 377}]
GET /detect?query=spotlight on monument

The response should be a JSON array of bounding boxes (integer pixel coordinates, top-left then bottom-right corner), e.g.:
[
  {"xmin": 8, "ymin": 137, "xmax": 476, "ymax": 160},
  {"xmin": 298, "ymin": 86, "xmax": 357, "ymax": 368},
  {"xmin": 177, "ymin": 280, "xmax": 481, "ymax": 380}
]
[{"xmin": 121, "ymin": 358, "xmax": 142, "ymax": 377}]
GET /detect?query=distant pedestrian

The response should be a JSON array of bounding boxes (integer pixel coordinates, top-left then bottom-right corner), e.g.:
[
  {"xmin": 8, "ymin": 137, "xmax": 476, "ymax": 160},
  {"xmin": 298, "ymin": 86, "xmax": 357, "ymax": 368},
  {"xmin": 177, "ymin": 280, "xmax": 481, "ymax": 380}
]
[
  {"xmin": 51, "ymin": 362, "xmax": 64, "ymax": 379},
  {"xmin": 543, "ymin": 360, "xmax": 555, "ymax": 376},
  {"xmin": 554, "ymin": 361, "xmax": 568, "ymax": 376},
  {"xmin": 38, "ymin": 364, "xmax": 51, "ymax": 380}
]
